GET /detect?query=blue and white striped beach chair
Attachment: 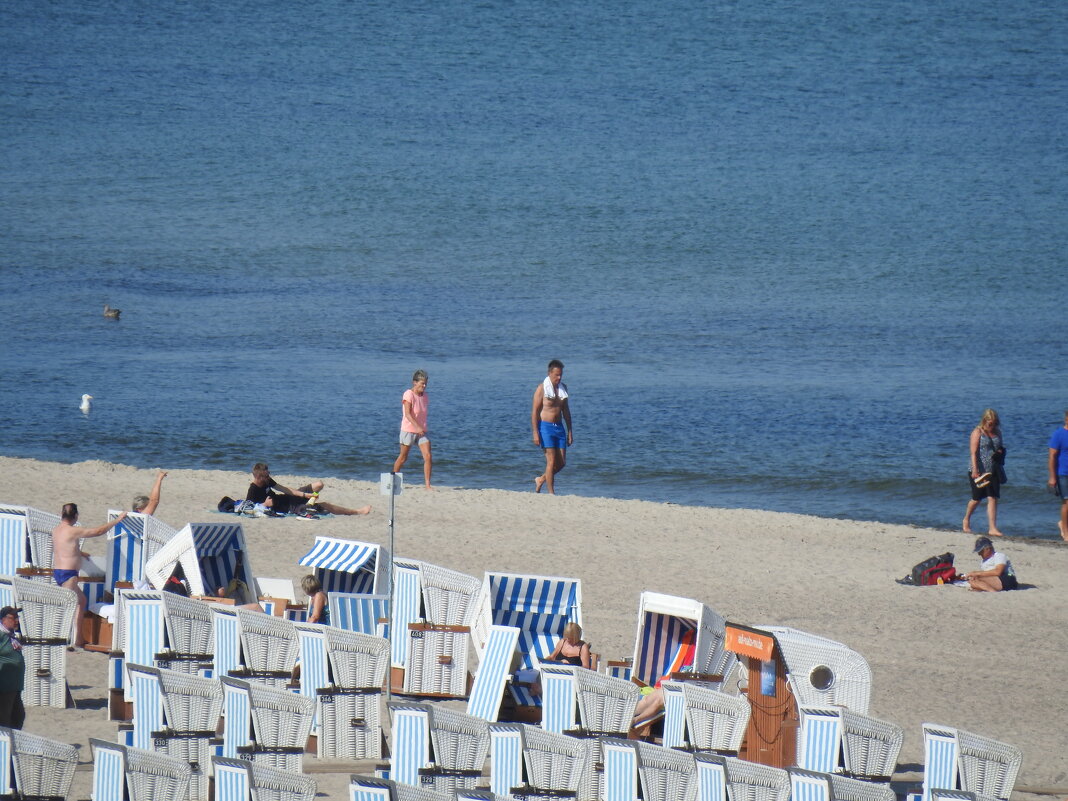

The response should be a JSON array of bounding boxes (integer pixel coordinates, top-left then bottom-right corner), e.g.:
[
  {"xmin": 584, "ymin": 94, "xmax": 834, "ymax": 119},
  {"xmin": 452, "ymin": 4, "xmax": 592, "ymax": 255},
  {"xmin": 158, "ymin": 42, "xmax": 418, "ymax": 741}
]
[
  {"xmin": 330, "ymin": 592, "xmax": 391, "ymax": 636},
  {"xmin": 106, "ymin": 510, "xmax": 178, "ymax": 589},
  {"xmin": 144, "ymin": 521, "xmax": 256, "ymax": 598},
  {"xmin": 466, "ymin": 624, "xmax": 520, "ymax": 722},
  {"xmin": 473, "ymin": 572, "xmax": 582, "ymax": 710},
  {"xmin": 126, "ymin": 662, "xmax": 222, "ymax": 800},
  {"xmin": 602, "ymin": 738, "xmax": 640, "ymax": 801},
  {"xmin": 392, "ymin": 558, "xmax": 481, "ymax": 698},
  {"xmin": 386, "ymin": 701, "xmax": 489, "ymax": 795},
  {"xmin": 0, "ymin": 505, "xmax": 59, "ymax": 576},
  {"xmin": 632, "ymin": 592, "xmax": 735, "ymax": 693},
  {"xmin": 212, "ymin": 606, "xmax": 241, "ymax": 680},
  {"xmin": 222, "ymin": 675, "xmax": 315, "ymax": 773},
  {"xmin": 350, "ymin": 774, "xmax": 395, "ymax": 801},
  {"xmin": 299, "ymin": 535, "xmax": 389, "ymax": 595},
  {"xmin": 695, "ymin": 753, "xmax": 729, "ymax": 801},
  {"xmin": 920, "ymin": 723, "xmax": 1022, "ymax": 801},
  {"xmin": 797, "ymin": 707, "xmax": 844, "ymax": 774},
  {"xmin": 213, "ymin": 755, "xmax": 318, "ymax": 801},
  {"xmin": 158, "ymin": 592, "xmax": 216, "ymax": 674},
  {"xmin": 790, "ymin": 767, "xmax": 832, "ymax": 801},
  {"xmin": 0, "ymin": 727, "xmax": 13, "ymax": 797},
  {"xmin": 294, "ymin": 621, "xmax": 329, "ymax": 736},
  {"xmin": 316, "ymin": 626, "xmax": 391, "ymax": 760},
  {"xmin": 721, "ymin": 754, "xmax": 791, "ymax": 801},
  {"xmin": 486, "ymin": 722, "xmax": 591, "ymax": 800},
  {"xmin": 230, "ymin": 607, "xmax": 299, "ymax": 688},
  {"xmin": 4, "ymin": 727, "xmax": 78, "ymax": 801},
  {"xmin": 539, "ymin": 664, "xmax": 578, "ymax": 733},
  {"xmin": 10, "ymin": 575, "xmax": 77, "ymax": 708},
  {"xmin": 661, "ymin": 680, "xmax": 750, "ymax": 755},
  {"xmin": 348, "ymin": 775, "xmax": 457, "ymax": 801},
  {"xmin": 634, "ymin": 738, "xmax": 698, "ymax": 801},
  {"xmin": 91, "ymin": 737, "xmax": 193, "ymax": 801}
]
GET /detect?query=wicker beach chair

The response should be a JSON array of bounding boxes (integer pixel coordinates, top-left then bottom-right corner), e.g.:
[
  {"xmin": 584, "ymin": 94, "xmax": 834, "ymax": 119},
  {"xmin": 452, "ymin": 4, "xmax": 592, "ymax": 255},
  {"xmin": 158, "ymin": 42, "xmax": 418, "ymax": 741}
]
[
  {"xmin": 836, "ymin": 707, "xmax": 903, "ymax": 781},
  {"xmin": 472, "ymin": 572, "xmax": 582, "ymax": 711},
  {"xmin": 11, "ymin": 575, "xmax": 77, "ymax": 707},
  {"xmin": 230, "ymin": 607, "xmax": 299, "ymax": 688},
  {"xmin": 694, "ymin": 752, "xmax": 729, "ymax": 801},
  {"xmin": 758, "ymin": 626, "xmax": 872, "ymax": 714},
  {"xmin": 316, "ymin": 626, "xmax": 391, "ymax": 759},
  {"xmin": 661, "ymin": 680, "xmax": 750, "ymax": 754},
  {"xmin": 920, "ymin": 723, "xmax": 1022, "ymax": 801},
  {"xmin": 392, "ymin": 558, "xmax": 480, "ymax": 698},
  {"xmin": 126, "ymin": 662, "xmax": 222, "ymax": 801},
  {"xmin": 299, "ymin": 536, "xmax": 389, "ymax": 600},
  {"xmin": 387, "ymin": 701, "xmax": 489, "ymax": 795},
  {"xmin": 466, "ymin": 624, "xmax": 520, "ymax": 722},
  {"xmin": 106, "ymin": 510, "xmax": 179, "ymax": 588},
  {"xmin": 4, "ymin": 728, "xmax": 78, "ymax": 800},
  {"xmin": 91, "ymin": 737, "xmax": 193, "ymax": 801},
  {"xmin": 213, "ymin": 755, "xmax": 318, "ymax": 801},
  {"xmin": 634, "ymin": 739, "xmax": 699, "ymax": 801},
  {"xmin": 348, "ymin": 775, "xmax": 458, "ymax": 801},
  {"xmin": 487, "ymin": 722, "xmax": 591, "ymax": 800},
  {"xmin": 632, "ymin": 593, "xmax": 736, "ymax": 693},
  {"xmin": 158, "ymin": 592, "xmax": 216, "ymax": 673},
  {"xmin": 144, "ymin": 521, "xmax": 256, "ymax": 598},
  {"xmin": 721, "ymin": 754, "xmax": 791, "ymax": 801},
  {"xmin": 222, "ymin": 676, "xmax": 315, "ymax": 774},
  {"xmin": 789, "ymin": 768, "xmax": 897, "ymax": 801},
  {"xmin": 797, "ymin": 706, "xmax": 845, "ymax": 774}
]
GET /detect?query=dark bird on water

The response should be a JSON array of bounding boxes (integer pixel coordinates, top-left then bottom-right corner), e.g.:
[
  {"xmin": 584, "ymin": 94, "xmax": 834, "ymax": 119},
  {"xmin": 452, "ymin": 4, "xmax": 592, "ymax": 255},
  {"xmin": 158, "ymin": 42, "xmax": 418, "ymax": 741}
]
[{"xmin": 103, "ymin": 304, "xmax": 121, "ymax": 319}]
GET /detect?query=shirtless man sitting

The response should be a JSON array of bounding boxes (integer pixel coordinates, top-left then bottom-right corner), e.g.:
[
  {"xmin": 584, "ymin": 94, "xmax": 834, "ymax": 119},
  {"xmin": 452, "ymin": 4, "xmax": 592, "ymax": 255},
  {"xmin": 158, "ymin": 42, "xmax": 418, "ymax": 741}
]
[
  {"xmin": 51, "ymin": 504, "xmax": 127, "ymax": 649},
  {"xmin": 532, "ymin": 359, "xmax": 574, "ymax": 495}
]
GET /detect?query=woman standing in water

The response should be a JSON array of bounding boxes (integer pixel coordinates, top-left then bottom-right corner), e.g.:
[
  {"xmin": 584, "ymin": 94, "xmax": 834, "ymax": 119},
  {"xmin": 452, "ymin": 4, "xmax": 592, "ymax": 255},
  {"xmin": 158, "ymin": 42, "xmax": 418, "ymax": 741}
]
[{"xmin": 963, "ymin": 408, "xmax": 1006, "ymax": 537}]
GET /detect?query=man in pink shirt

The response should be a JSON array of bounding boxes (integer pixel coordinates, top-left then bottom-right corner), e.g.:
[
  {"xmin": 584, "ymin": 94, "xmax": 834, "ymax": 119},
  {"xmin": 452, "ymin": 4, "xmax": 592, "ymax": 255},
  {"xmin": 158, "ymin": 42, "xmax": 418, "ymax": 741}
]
[{"xmin": 393, "ymin": 369, "xmax": 433, "ymax": 489}]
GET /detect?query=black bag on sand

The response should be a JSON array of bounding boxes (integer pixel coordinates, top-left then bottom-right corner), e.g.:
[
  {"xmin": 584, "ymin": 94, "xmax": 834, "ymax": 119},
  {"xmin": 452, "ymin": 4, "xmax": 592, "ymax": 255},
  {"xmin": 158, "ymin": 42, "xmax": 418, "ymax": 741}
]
[
  {"xmin": 897, "ymin": 552, "xmax": 956, "ymax": 586},
  {"xmin": 217, "ymin": 496, "xmax": 237, "ymax": 513}
]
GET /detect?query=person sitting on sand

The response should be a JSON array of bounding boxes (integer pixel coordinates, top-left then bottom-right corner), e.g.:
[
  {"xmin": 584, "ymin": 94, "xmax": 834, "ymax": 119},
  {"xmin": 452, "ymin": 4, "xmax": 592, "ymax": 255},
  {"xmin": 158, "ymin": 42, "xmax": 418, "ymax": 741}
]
[
  {"xmin": 51, "ymin": 504, "xmax": 127, "ymax": 649},
  {"xmin": 132, "ymin": 470, "xmax": 167, "ymax": 515},
  {"xmin": 961, "ymin": 536, "xmax": 1018, "ymax": 592},
  {"xmin": 301, "ymin": 575, "xmax": 329, "ymax": 625},
  {"xmin": 245, "ymin": 462, "xmax": 371, "ymax": 516}
]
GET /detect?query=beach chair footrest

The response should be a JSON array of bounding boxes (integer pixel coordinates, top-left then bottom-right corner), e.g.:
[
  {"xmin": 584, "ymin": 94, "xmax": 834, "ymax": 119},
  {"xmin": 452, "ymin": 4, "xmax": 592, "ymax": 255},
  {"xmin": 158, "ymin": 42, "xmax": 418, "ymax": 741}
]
[
  {"xmin": 236, "ymin": 745, "xmax": 305, "ymax": 756},
  {"xmin": 156, "ymin": 651, "xmax": 214, "ymax": 662},
  {"xmin": 418, "ymin": 767, "xmax": 483, "ymax": 779},
  {"xmin": 510, "ymin": 786, "xmax": 577, "ymax": 799},
  {"xmin": 564, "ymin": 727, "xmax": 627, "ymax": 738},
  {"xmin": 317, "ymin": 685, "xmax": 382, "ymax": 697},
  {"xmin": 227, "ymin": 668, "xmax": 292, "ymax": 680},
  {"xmin": 152, "ymin": 728, "xmax": 217, "ymax": 740},
  {"xmin": 22, "ymin": 637, "xmax": 69, "ymax": 646}
]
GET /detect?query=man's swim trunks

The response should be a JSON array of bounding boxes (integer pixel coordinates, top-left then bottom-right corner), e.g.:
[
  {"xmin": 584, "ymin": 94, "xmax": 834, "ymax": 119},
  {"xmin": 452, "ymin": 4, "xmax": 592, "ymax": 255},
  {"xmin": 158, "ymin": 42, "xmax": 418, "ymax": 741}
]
[
  {"xmin": 539, "ymin": 420, "xmax": 567, "ymax": 449},
  {"xmin": 53, "ymin": 569, "xmax": 79, "ymax": 586}
]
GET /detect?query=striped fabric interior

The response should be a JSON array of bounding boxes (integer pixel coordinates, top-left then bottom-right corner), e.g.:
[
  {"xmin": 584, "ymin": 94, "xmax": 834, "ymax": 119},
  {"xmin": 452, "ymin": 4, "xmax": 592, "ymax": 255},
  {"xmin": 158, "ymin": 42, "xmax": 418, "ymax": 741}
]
[
  {"xmin": 127, "ymin": 666, "xmax": 164, "ymax": 752},
  {"xmin": 107, "ymin": 511, "xmax": 145, "ymax": 587},
  {"xmin": 603, "ymin": 739, "xmax": 638, "ymax": 801},
  {"xmin": 222, "ymin": 679, "xmax": 252, "ymax": 758},
  {"xmin": 390, "ymin": 704, "xmax": 431, "ymax": 786},
  {"xmin": 695, "ymin": 754, "xmax": 728, "ymax": 801},
  {"xmin": 488, "ymin": 725, "xmax": 524, "ymax": 797},
  {"xmin": 635, "ymin": 612, "xmax": 697, "ymax": 686},
  {"xmin": 798, "ymin": 708, "xmax": 842, "ymax": 773},
  {"xmin": 0, "ymin": 511, "xmax": 28, "ymax": 578},
  {"xmin": 391, "ymin": 561, "xmax": 423, "ymax": 666},
  {"xmin": 923, "ymin": 727, "xmax": 960, "ymax": 801},
  {"xmin": 790, "ymin": 770, "xmax": 830, "ymax": 801},
  {"xmin": 189, "ymin": 523, "xmax": 245, "ymax": 595},
  {"xmin": 90, "ymin": 739, "xmax": 126, "ymax": 801},
  {"xmin": 212, "ymin": 757, "xmax": 251, "ymax": 801}
]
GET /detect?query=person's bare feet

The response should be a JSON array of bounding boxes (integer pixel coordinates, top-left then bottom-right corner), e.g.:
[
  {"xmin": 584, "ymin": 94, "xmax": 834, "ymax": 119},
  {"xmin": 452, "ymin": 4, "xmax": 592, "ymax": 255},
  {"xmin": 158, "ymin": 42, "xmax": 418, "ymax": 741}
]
[
  {"xmin": 962, "ymin": 520, "xmax": 973, "ymax": 534},
  {"xmin": 989, "ymin": 528, "xmax": 1004, "ymax": 536},
  {"xmin": 534, "ymin": 475, "xmax": 545, "ymax": 493},
  {"xmin": 357, "ymin": 505, "xmax": 372, "ymax": 515}
]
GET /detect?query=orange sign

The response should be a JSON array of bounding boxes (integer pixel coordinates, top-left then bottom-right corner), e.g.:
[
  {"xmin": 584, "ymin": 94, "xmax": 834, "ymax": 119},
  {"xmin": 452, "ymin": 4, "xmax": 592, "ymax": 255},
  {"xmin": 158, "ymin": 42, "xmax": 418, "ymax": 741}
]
[{"xmin": 724, "ymin": 624, "xmax": 775, "ymax": 661}]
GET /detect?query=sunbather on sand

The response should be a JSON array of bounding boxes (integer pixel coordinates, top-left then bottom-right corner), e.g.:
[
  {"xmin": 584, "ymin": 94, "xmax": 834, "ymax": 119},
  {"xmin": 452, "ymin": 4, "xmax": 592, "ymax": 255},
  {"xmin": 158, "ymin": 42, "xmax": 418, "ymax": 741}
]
[{"xmin": 246, "ymin": 462, "xmax": 371, "ymax": 516}]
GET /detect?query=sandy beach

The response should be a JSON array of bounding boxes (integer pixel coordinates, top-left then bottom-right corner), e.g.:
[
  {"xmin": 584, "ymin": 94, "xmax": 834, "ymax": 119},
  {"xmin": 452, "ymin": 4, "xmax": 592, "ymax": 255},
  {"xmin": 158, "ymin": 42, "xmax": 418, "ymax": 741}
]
[{"xmin": 1, "ymin": 456, "xmax": 1065, "ymax": 799}]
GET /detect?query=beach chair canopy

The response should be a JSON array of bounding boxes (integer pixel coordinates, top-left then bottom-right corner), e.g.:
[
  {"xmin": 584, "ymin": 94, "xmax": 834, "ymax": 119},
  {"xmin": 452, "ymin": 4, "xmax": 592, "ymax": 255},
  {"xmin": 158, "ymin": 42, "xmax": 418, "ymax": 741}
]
[
  {"xmin": 298, "ymin": 536, "xmax": 388, "ymax": 594},
  {"xmin": 473, "ymin": 572, "xmax": 581, "ymax": 670},
  {"xmin": 144, "ymin": 521, "xmax": 254, "ymax": 598},
  {"xmin": 632, "ymin": 592, "xmax": 735, "ymax": 689},
  {"xmin": 757, "ymin": 625, "xmax": 872, "ymax": 714}
]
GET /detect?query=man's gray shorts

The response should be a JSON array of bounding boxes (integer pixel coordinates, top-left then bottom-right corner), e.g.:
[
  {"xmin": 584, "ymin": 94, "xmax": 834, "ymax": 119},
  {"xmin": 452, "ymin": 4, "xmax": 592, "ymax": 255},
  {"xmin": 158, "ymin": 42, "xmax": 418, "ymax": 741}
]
[{"xmin": 400, "ymin": 431, "xmax": 430, "ymax": 446}]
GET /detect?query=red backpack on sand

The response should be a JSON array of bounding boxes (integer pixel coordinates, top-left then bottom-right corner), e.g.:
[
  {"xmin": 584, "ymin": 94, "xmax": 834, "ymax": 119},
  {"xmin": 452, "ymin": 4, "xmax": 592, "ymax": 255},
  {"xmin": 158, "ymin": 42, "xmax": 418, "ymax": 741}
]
[{"xmin": 897, "ymin": 552, "xmax": 957, "ymax": 586}]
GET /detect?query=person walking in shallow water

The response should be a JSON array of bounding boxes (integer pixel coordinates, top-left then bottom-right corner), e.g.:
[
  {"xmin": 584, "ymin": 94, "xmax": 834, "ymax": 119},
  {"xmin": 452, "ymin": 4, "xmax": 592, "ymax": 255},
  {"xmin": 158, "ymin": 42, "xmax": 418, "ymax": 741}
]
[
  {"xmin": 1048, "ymin": 408, "xmax": 1068, "ymax": 541},
  {"xmin": 532, "ymin": 359, "xmax": 573, "ymax": 494},
  {"xmin": 963, "ymin": 408, "xmax": 1006, "ymax": 537},
  {"xmin": 392, "ymin": 370, "xmax": 433, "ymax": 489}
]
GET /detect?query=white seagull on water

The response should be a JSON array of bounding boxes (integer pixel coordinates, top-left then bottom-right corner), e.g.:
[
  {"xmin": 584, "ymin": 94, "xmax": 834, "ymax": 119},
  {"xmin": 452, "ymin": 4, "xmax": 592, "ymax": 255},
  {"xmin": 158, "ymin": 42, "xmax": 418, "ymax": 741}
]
[{"xmin": 80, "ymin": 394, "xmax": 93, "ymax": 414}]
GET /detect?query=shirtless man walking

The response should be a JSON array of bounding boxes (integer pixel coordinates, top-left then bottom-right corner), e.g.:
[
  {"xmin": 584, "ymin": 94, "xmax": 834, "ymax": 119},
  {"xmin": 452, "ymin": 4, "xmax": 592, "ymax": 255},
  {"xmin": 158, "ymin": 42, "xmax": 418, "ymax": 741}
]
[
  {"xmin": 532, "ymin": 359, "xmax": 573, "ymax": 494},
  {"xmin": 51, "ymin": 504, "xmax": 127, "ymax": 649}
]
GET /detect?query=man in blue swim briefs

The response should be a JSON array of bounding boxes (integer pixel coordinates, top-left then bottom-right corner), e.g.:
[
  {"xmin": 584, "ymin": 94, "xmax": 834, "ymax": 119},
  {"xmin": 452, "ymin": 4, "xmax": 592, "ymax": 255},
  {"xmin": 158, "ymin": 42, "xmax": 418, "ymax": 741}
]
[
  {"xmin": 52, "ymin": 504, "xmax": 127, "ymax": 649},
  {"xmin": 532, "ymin": 359, "xmax": 574, "ymax": 495}
]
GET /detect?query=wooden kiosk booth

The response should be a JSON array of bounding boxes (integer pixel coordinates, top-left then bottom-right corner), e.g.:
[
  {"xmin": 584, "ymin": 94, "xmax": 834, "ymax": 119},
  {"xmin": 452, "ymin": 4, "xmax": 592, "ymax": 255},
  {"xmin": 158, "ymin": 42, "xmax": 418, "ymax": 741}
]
[{"xmin": 724, "ymin": 622, "xmax": 872, "ymax": 769}]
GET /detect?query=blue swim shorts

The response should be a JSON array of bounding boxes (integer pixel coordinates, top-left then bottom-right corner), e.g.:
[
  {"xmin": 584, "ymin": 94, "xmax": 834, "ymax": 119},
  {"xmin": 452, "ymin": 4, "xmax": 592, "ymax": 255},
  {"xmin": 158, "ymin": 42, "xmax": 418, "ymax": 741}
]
[
  {"xmin": 54, "ymin": 568, "xmax": 79, "ymax": 586},
  {"xmin": 539, "ymin": 420, "xmax": 567, "ymax": 450},
  {"xmin": 1056, "ymin": 474, "xmax": 1068, "ymax": 499}
]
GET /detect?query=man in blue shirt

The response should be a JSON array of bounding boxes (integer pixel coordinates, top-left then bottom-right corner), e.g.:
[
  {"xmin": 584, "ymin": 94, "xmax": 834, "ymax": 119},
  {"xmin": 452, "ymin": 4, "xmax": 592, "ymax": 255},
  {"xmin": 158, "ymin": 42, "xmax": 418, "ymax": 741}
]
[{"xmin": 1049, "ymin": 409, "xmax": 1068, "ymax": 541}]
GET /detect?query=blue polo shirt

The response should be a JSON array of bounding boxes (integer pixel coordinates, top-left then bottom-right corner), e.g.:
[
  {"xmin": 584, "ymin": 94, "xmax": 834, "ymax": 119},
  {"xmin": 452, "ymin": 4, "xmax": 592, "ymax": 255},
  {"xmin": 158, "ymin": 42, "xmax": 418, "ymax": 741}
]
[{"xmin": 1050, "ymin": 427, "xmax": 1068, "ymax": 475}]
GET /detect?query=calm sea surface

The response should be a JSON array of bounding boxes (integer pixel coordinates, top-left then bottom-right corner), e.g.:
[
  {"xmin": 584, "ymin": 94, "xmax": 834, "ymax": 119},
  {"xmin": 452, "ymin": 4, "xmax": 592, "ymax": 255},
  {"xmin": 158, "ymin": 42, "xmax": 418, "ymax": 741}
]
[{"xmin": 2, "ymin": 0, "xmax": 1066, "ymax": 539}]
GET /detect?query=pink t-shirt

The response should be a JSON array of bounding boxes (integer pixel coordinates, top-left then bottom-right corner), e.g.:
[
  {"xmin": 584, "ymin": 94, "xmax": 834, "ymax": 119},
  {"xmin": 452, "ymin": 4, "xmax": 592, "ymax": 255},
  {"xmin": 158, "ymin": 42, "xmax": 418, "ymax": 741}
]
[{"xmin": 401, "ymin": 388, "xmax": 428, "ymax": 433}]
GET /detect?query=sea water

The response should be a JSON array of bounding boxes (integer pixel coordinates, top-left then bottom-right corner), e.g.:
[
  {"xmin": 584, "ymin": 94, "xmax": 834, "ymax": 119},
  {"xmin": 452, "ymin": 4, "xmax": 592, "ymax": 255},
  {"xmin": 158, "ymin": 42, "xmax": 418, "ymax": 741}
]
[{"xmin": 1, "ymin": 0, "xmax": 1066, "ymax": 539}]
